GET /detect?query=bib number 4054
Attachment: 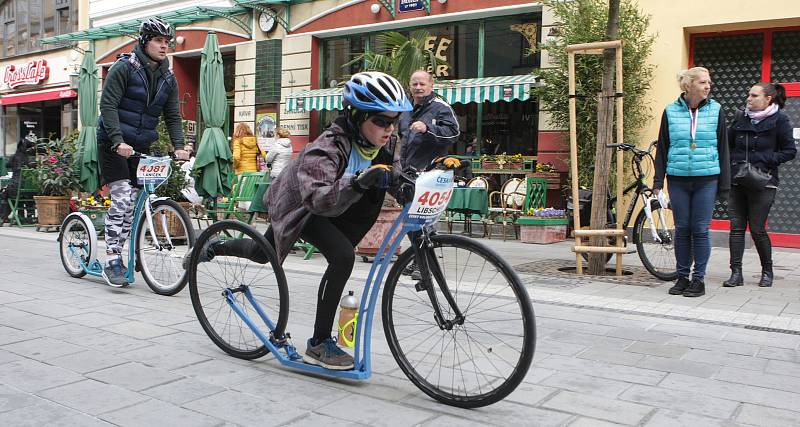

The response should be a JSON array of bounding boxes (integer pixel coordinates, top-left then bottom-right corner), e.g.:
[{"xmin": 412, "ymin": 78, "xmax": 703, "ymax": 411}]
[{"xmin": 416, "ymin": 190, "xmax": 452, "ymax": 207}]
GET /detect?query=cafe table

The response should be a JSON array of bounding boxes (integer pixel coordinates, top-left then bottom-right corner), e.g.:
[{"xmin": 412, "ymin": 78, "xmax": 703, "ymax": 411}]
[{"xmin": 445, "ymin": 186, "xmax": 489, "ymax": 236}]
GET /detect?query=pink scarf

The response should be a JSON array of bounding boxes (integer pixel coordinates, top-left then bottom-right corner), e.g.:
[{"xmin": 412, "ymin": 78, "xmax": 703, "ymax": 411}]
[{"xmin": 745, "ymin": 103, "xmax": 779, "ymax": 123}]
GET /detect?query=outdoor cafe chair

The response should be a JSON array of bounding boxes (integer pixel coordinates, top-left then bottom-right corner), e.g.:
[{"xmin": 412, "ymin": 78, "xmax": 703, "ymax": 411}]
[
  {"xmin": 488, "ymin": 177, "xmax": 526, "ymax": 240},
  {"xmin": 8, "ymin": 167, "xmax": 40, "ymax": 227}
]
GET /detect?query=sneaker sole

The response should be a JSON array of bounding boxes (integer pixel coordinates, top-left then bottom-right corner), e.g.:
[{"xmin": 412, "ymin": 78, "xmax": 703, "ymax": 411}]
[
  {"xmin": 722, "ymin": 282, "xmax": 743, "ymax": 287},
  {"xmin": 682, "ymin": 292, "xmax": 705, "ymax": 297},
  {"xmin": 101, "ymin": 270, "xmax": 129, "ymax": 288},
  {"xmin": 667, "ymin": 289, "xmax": 686, "ymax": 295},
  {"xmin": 303, "ymin": 354, "xmax": 354, "ymax": 371}
]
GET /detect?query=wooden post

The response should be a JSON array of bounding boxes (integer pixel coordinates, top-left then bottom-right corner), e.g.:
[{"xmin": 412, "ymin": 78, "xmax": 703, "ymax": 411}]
[
  {"xmin": 614, "ymin": 45, "xmax": 624, "ymax": 276},
  {"xmin": 567, "ymin": 51, "xmax": 582, "ymax": 274}
]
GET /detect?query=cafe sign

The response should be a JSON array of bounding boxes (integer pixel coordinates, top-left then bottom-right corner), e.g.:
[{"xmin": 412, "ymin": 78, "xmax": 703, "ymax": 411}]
[{"xmin": 3, "ymin": 59, "xmax": 49, "ymax": 89}]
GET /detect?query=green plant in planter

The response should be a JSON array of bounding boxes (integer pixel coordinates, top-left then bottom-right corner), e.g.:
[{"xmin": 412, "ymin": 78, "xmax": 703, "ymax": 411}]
[
  {"xmin": 33, "ymin": 135, "xmax": 81, "ymax": 196},
  {"xmin": 150, "ymin": 120, "xmax": 188, "ymax": 202}
]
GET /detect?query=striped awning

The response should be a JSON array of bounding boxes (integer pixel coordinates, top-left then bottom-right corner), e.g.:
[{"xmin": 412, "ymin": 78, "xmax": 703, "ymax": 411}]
[{"xmin": 284, "ymin": 75, "xmax": 538, "ymax": 112}]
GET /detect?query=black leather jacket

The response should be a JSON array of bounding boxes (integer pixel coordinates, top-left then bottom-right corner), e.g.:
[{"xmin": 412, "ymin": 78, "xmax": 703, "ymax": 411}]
[{"xmin": 728, "ymin": 110, "xmax": 797, "ymax": 187}]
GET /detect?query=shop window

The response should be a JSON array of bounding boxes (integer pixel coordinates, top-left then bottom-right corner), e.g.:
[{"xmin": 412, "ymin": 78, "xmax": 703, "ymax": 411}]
[
  {"xmin": 29, "ymin": 0, "xmax": 41, "ymax": 50},
  {"xmin": 43, "ymin": 0, "xmax": 55, "ymax": 39},
  {"xmin": 16, "ymin": 0, "xmax": 27, "ymax": 54},
  {"xmin": 0, "ymin": 0, "xmax": 73, "ymax": 57},
  {"xmin": 483, "ymin": 15, "xmax": 540, "ymax": 78},
  {"xmin": 1, "ymin": 0, "xmax": 14, "ymax": 57},
  {"xmin": 322, "ymin": 37, "xmax": 366, "ymax": 89}
]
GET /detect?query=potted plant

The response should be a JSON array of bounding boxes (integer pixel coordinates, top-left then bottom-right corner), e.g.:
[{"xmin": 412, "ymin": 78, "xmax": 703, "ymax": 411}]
[
  {"xmin": 481, "ymin": 153, "xmax": 523, "ymax": 170},
  {"xmin": 32, "ymin": 135, "xmax": 81, "ymax": 229},
  {"xmin": 517, "ymin": 207, "xmax": 568, "ymax": 244},
  {"xmin": 78, "ymin": 194, "xmax": 112, "ymax": 235},
  {"xmin": 355, "ymin": 193, "xmax": 404, "ymax": 261}
]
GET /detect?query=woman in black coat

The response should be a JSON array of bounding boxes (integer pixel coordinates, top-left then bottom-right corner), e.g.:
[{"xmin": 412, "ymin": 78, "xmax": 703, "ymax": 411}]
[{"xmin": 724, "ymin": 82, "xmax": 797, "ymax": 288}]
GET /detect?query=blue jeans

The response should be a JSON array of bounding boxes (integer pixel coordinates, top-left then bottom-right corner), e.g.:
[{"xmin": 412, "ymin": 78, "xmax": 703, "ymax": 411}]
[{"xmin": 667, "ymin": 178, "xmax": 718, "ymax": 280}]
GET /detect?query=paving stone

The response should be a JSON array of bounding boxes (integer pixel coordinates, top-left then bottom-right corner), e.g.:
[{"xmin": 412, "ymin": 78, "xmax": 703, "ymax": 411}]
[
  {"xmin": 648, "ymin": 322, "xmax": 728, "ymax": 340},
  {"xmin": 172, "ymin": 359, "xmax": 268, "ymax": 387},
  {"xmin": 0, "ymin": 401, "xmax": 111, "ymax": 426},
  {"xmin": 576, "ymin": 347, "xmax": 646, "ymax": 366},
  {"xmin": 667, "ymin": 336, "xmax": 759, "ymax": 356},
  {"xmin": 0, "ymin": 349, "xmax": 23, "ymax": 365},
  {"xmin": 285, "ymin": 412, "xmax": 363, "ymax": 426},
  {"xmin": 660, "ymin": 373, "xmax": 800, "ymax": 412},
  {"xmin": 319, "ymin": 393, "xmax": 436, "ymax": 426},
  {"xmin": 99, "ymin": 398, "xmax": 224, "ymax": 427},
  {"xmin": 682, "ymin": 349, "xmax": 768, "ymax": 371},
  {"xmin": 715, "ymin": 366, "xmax": 800, "ymax": 393},
  {"xmin": 765, "ymin": 359, "xmax": 800, "ymax": 378},
  {"xmin": 568, "ymin": 417, "xmax": 628, "ymax": 427},
  {"xmin": 0, "ymin": 308, "xmax": 65, "ymax": 330},
  {"xmin": 233, "ymin": 372, "xmax": 350, "ymax": 410},
  {"xmin": 12, "ymin": 300, "xmax": 86, "ymax": 318},
  {"xmin": 644, "ymin": 409, "xmax": 734, "ymax": 427},
  {"xmin": 140, "ymin": 378, "xmax": 225, "ymax": 405},
  {"xmin": 625, "ymin": 342, "xmax": 690, "ymax": 358},
  {"xmin": 38, "ymin": 379, "xmax": 149, "ymax": 416},
  {"xmin": 0, "ymin": 326, "xmax": 36, "ymax": 346},
  {"xmin": 0, "ymin": 290, "xmax": 34, "ymax": 304},
  {"xmin": 0, "ymin": 384, "xmax": 41, "ymax": 413},
  {"xmin": 0, "ymin": 359, "xmax": 82, "ymax": 392},
  {"xmin": 47, "ymin": 350, "xmax": 127, "ymax": 374},
  {"xmin": 637, "ymin": 356, "xmax": 719, "ymax": 378},
  {"xmin": 736, "ymin": 403, "xmax": 800, "ymax": 427},
  {"xmin": 536, "ymin": 339, "xmax": 589, "ymax": 356},
  {"xmin": 2, "ymin": 337, "xmax": 84, "ymax": 361},
  {"xmin": 722, "ymin": 330, "xmax": 800, "ymax": 350},
  {"xmin": 619, "ymin": 384, "xmax": 738, "ymax": 419},
  {"xmin": 420, "ymin": 414, "xmax": 487, "ymax": 427},
  {"xmin": 403, "ymin": 395, "xmax": 573, "ymax": 427},
  {"xmin": 86, "ymin": 362, "xmax": 183, "ymax": 392},
  {"xmin": 756, "ymin": 346, "xmax": 799, "ymax": 362},
  {"xmin": 61, "ymin": 312, "xmax": 129, "ymax": 328},
  {"xmin": 541, "ymin": 390, "xmax": 653, "ymax": 425},
  {"xmin": 117, "ymin": 345, "xmax": 210, "ymax": 371},
  {"xmin": 536, "ymin": 354, "xmax": 667, "ymax": 385},
  {"xmin": 183, "ymin": 389, "xmax": 306, "ymax": 426},
  {"xmin": 100, "ymin": 320, "xmax": 176, "ymax": 340},
  {"xmin": 543, "ymin": 330, "xmax": 632, "ymax": 350},
  {"xmin": 91, "ymin": 303, "xmax": 151, "ymax": 317},
  {"xmin": 541, "ymin": 372, "xmax": 632, "ymax": 398},
  {"xmin": 606, "ymin": 327, "xmax": 675, "ymax": 344}
]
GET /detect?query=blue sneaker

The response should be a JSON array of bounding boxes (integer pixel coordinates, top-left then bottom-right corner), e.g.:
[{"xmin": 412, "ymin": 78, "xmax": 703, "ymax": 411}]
[
  {"xmin": 102, "ymin": 256, "xmax": 128, "ymax": 287},
  {"xmin": 304, "ymin": 337, "xmax": 354, "ymax": 370}
]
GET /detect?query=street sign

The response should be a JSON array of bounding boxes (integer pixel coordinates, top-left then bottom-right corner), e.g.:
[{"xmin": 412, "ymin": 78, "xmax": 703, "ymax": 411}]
[{"xmin": 399, "ymin": 0, "xmax": 425, "ymax": 13}]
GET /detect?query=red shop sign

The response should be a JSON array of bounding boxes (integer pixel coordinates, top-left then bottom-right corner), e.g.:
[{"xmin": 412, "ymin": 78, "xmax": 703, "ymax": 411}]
[{"xmin": 3, "ymin": 59, "xmax": 50, "ymax": 89}]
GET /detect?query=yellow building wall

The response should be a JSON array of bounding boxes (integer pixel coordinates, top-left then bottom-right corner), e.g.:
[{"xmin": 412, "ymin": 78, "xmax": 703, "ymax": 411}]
[{"xmin": 638, "ymin": 0, "xmax": 800, "ymax": 144}]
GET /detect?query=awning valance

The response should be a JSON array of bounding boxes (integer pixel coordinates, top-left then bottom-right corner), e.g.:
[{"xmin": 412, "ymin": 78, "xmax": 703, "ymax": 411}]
[
  {"xmin": 284, "ymin": 75, "xmax": 539, "ymax": 113},
  {"xmin": 0, "ymin": 87, "xmax": 77, "ymax": 106}
]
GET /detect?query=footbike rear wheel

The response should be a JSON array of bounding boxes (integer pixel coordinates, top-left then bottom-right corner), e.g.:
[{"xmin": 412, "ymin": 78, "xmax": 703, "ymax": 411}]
[
  {"xmin": 136, "ymin": 199, "xmax": 196, "ymax": 295},
  {"xmin": 188, "ymin": 220, "xmax": 289, "ymax": 360},
  {"xmin": 382, "ymin": 234, "xmax": 536, "ymax": 408},
  {"xmin": 634, "ymin": 203, "xmax": 678, "ymax": 281},
  {"xmin": 58, "ymin": 213, "xmax": 97, "ymax": 278}
]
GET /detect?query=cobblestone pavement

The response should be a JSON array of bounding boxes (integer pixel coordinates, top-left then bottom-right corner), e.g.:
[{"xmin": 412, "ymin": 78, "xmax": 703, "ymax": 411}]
[{"xmin": 0, "ymin": 226, "xmax": 799, "ymax": 426}]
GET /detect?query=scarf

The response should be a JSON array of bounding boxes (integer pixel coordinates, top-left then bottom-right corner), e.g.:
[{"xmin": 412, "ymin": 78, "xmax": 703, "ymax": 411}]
[
  {"xmin": 353, "ymin": 141, "xmax": 380, "ymax": 160},
  {"xmin": 745, "ymin": 103, "xmax": 779, "ymax": 124}
]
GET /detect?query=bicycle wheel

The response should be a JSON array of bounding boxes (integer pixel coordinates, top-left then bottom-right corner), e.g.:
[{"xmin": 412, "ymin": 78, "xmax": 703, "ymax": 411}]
[
  {"xmin": 635, "ymin": 203, "xmax": 678, "ymax": 281},
  {"xmin": 188, "ymin": 220, "xmax": 289, "ymax": 360},
  {"xmin": 59, "ymin": 213, "xmax": 96, "ymax": 278},
  {"xmin": 382, "ymin": 234, "xmax": 535, "ymax": 408},
  {"xmin": 136, "ymin": 199, "xmax": 196, "ymax": 295}
]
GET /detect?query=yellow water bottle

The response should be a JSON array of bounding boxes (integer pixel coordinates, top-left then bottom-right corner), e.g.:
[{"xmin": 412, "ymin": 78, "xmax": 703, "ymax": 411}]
[{"xmin": 337, "ymin": 291, "xmax": 359, "ymax": 348}]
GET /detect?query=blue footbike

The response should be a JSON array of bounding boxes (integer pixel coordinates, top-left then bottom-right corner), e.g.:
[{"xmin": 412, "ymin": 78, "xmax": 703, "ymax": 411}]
[
  {"xmin": 58, "ymin": 154, "xmax": 196, "ymax": 295},
  {"xmin": 186, "ymin": 165, "xmax": 536, "ymax": 408}
]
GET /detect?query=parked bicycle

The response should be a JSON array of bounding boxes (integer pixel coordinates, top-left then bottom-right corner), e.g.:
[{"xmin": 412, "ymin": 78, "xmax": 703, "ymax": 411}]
[
  {"xmin": 568, "ymin": 141, "xmax": 677, "ymax": 281},
  {"xmin": 186, "ymin": 164, "xmax": 536, "ymax": 408},
  {"xmin": 58, "ymin": 154, "xmax": 195, "ymax": 295}
]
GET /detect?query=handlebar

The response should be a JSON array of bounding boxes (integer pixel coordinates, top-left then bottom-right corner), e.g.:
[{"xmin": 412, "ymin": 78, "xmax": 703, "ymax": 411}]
[{"xmin": 606, "ymin": 141, "xmax": 656, "ymax": 158}]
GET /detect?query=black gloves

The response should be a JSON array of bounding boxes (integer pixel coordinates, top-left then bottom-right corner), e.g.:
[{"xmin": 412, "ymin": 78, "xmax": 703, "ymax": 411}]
[{"xmin": 353, "ymin": 165, "xmax": 393, "ymax": 192}]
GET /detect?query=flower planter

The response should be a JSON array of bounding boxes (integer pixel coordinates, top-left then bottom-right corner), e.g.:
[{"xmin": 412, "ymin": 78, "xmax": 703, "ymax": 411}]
[
  {"xmin": 81, "ymin": 208, "xmax": 108, "ymax": 235},
  {"xmin": 526, "ymin": 172, "xmax": 563, "ymax": 189},
  {"xmin": 517, "ymin": 216, "xmax": 568, "ymax": 244},
  {"xmin": 481, "ymin": 160, "xmax": 523, "ymax": 170},
  {"xmin": 34, "ymin": 195, "xmax": 71, "ymax": 228},
  {"xmin": 356, "ymin": 206, "xmax": 403, "ymax": 260}
]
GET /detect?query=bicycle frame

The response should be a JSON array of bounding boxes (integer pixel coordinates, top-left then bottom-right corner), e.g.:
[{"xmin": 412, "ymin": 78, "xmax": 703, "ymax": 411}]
[{"xmin": 221, "ymin": 169, "xmax": 457, "ymax": 380}]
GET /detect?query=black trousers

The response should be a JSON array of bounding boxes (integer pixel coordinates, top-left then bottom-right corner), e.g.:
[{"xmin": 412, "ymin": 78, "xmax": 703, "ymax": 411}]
[
  {"xmin": 728, "ymin": 185, "xmax": 777, "ymax": 269},
  {"xmin": 214, "ymin": 192, "xmax": 381, "ymax": 342}
]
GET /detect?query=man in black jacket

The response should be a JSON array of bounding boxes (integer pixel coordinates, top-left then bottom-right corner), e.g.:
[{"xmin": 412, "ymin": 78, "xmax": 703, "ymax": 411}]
[
  {"xmin": 399, "ymin": 70, "xmax": 460, "ymax": 171},
  {"xmin": 97, "ymin": 17, "xmax": 189, "ymax": 286}
]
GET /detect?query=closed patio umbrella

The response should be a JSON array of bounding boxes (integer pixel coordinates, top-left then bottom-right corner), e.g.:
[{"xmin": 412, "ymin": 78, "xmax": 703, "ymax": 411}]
[
  {"xmin": 77, "ymin": 48, "xmax": 100, "ymax": 193},
  {"xmin": 193, "ymin": 32, "xmax": 232, "ymax": 198}
]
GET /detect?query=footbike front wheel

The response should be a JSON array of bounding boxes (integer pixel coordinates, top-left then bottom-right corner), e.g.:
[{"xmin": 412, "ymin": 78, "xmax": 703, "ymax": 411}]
[
  {"xmin": 58, "ymin": 213, "xmax": 97, "ymax": 278},
  {"xmin": 634, "ymin": 203, "xmax": 678, "ymax": 281},
  {"xmin": 188, "ymin": 220, "xmax": 289, "ymax": 360},
  {"xmin": 136, "ymin": 199, "xmax": 196, "ymax": 295},
  {"xmin": 382, "ymin": 234, "xmax": 536, "ymax": 408}
]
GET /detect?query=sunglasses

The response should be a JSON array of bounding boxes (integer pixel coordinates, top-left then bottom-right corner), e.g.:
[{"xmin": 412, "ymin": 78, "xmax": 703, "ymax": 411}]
[{"xmin": 369, "ymin": 115, "xmax": 400, "ymax": 129}]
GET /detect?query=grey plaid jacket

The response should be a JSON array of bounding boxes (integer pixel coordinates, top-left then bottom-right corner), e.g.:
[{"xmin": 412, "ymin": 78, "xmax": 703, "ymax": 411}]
[{"xmin": 265, "ymin": 121, "xmax": 401, "ymax": 263}]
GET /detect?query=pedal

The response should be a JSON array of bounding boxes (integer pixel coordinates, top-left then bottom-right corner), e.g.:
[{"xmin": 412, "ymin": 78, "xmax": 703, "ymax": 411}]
[{"xmin": 414, "ymin": 281, "xmax": 428, "ymax": 292}]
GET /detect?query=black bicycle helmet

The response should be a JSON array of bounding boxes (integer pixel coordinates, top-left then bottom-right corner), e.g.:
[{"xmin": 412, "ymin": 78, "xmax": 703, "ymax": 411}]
[{"xmin": 139, "ymin": 17, "xmax": 172, "ymax": 47}]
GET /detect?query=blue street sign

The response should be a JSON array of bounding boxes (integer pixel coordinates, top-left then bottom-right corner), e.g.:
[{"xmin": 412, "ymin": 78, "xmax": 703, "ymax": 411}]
[{"xmin": 398, "ymin": 0, "xmax": 425, "ymax": 13}]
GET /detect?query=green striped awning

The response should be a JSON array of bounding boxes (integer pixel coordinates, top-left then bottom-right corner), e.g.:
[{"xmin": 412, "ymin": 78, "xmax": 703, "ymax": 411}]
[{"xmin": 284, "ymin": 75, "xmax": 538, "ymax": 113}]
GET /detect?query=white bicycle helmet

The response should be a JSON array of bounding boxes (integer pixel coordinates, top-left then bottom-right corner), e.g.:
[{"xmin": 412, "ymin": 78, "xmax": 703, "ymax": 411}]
[{"xmin": 343, "ymin": 72, "xmax": 412, "ymax": 112}]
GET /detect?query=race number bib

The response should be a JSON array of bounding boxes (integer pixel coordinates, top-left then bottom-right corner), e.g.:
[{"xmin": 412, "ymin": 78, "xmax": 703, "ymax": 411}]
[
  {"xmin": 136, "ymin": 157, "xmax": 171, "ymax": 187},
  {"xmin": 407, "ymin": 169, "xmax": 454, "ymax": 225}
]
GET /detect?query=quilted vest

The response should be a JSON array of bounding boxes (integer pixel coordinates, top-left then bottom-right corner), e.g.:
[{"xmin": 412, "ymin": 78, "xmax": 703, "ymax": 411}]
[
  {"xmin": 665, "ymin": 97, "xmax": 721, "ymax": 177},
  {"xmin": 97, "ymin": 53, "xmax": 176, "ymax": 152}
]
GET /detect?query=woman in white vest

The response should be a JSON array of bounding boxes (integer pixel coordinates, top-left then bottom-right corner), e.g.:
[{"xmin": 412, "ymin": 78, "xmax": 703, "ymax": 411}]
[{"xmin": 653, "ymin": 67, "xmax": 731, "ymax": 298}]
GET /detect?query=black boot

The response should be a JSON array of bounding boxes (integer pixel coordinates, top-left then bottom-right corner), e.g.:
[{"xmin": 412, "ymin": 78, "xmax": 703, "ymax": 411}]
[
  {"xmin": 668, "ymin": 277, "xmax": 691, "ymax": 295},
  {"xmin": 758, "ymin": 267, "xmax": 773, "ymax": 287},
  {"xmin": 723, "ymin": 268, "xmax": 744, "ymax": 287},
  {"xmin": 683, "ymin": 277, "xmax": 705, "ymax": 297}
]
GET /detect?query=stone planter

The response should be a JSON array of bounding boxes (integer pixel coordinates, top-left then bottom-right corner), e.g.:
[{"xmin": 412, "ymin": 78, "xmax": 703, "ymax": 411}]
[
  {"xmin": 482, "ymin": 160, "xmax": 523, "ymax": 170},
  {"xmin": 518, "ymin": 216, "xmax": 568, "ymax": 244},
  {"xmin": 356, "ymin": 206, "xmax": 403, "ymax": 260},
  {"xmin": 34, "ymin": 195, "xmax": 71, "ymax": 228}
]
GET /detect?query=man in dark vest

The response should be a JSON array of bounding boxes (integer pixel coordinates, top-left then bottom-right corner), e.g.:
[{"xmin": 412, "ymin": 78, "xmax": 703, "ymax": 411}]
[{"xmin": 97, "ymin": 17, "xmax": 190, "ymax": 286}]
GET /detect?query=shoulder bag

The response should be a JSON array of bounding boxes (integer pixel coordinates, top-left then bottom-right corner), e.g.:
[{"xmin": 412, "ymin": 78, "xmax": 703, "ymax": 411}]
[{"xmin": 732, "ymin": 133, "xmax": 772, "ymax": 190}]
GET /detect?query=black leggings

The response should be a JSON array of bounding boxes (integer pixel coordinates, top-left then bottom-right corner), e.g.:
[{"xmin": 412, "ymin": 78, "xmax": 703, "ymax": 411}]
[
  {"xmin": 214, "ymin": 213, "xmax": 375, "ymax": 342},
  {"xmin": 728, "ymin": 186, "xmax": 777, "ymax": 269}
]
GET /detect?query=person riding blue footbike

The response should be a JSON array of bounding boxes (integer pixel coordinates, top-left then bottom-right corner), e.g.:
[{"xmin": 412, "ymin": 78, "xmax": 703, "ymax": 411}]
[{"xmin": 96, "ymin": 17, "xmax": 190, "ymax": 287}]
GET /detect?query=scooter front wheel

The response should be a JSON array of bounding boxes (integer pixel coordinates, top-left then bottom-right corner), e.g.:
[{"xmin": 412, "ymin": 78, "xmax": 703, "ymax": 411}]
[{"xmin": 58, "ymin": 213, "xmax": 98, "ymax": 278}]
